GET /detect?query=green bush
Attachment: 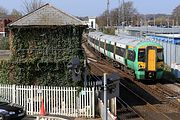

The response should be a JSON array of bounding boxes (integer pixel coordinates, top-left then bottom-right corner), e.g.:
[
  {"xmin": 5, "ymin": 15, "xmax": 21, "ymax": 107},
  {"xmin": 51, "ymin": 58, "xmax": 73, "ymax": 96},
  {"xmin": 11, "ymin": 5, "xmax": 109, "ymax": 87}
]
[
  {"xmin": 99, "ymin": 27, "xmax": 115, "ymax": 35},
  {"xmin": 0, "ymin": 26, "xmax": 86, "ymax": 86}
]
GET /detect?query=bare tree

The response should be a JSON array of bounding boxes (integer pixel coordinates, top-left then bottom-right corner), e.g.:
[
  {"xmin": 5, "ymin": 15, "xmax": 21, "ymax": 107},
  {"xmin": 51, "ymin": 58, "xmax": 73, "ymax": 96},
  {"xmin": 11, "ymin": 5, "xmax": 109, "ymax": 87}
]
[
  {"xmin": 0, "ymin": 6, "xmax": 8, "ymax": 16},
  {"xmin": 11, "ymin": 9, "xmax": 23, "ymax": 18},
  {"xmin": 97, "ymin": 1, "xmax": 138, "ymax": 27},
  {"xmin": 120, "ymin": 1, "xmax": 138, "ymax": 26},
  {"xmin": 22, "ymin": 0, "xmax": 45, "ymax": 14},
  {"xmin": 97, "ymin": 10, "xmax": 109, "ymax": 27},
  {"xmin": 172, "ymin": 5, "xmax": 180, "ymax": 26}
]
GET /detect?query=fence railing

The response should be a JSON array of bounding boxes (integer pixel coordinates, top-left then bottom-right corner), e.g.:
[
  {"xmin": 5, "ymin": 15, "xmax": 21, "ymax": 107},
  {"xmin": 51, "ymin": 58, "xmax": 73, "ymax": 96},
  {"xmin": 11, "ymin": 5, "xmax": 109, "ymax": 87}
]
[{"xmin": 0, "ymin": 84, "xmax": 95, "ymax": 118}]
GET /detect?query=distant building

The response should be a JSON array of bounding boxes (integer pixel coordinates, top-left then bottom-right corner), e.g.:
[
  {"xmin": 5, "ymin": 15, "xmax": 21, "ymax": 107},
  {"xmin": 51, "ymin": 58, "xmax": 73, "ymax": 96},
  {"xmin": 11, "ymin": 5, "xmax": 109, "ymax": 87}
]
[
  {"xmin": 87, "ymin": 17, "xmax": 96, "ymax": 29},
  {"xmin": 0, "ymin": 16, "xmax": 17, "ymax": 38},
  {"xmin": 78, "ymin": 17, "xmax": 97, "ymax": 30}
]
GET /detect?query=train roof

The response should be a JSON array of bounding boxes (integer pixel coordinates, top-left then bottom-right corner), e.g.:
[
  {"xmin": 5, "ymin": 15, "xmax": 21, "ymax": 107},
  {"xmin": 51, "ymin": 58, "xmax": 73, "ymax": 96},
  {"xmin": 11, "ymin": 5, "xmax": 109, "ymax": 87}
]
[{"xmin": 89, "ymin": 32, "xmax": 145, "ymax": 47}]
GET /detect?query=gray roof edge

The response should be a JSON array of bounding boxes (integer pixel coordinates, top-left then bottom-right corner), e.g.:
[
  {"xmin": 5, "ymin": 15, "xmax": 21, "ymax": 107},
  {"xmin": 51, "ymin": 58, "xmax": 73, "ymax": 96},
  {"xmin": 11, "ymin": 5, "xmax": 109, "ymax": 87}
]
[
  {"xmin": 9, "ymin": 3, "xmax": 86, "ymax": 26},
  {"xmin": 50, "ymin": 4, "xmax": 85, "ymax": 25}
]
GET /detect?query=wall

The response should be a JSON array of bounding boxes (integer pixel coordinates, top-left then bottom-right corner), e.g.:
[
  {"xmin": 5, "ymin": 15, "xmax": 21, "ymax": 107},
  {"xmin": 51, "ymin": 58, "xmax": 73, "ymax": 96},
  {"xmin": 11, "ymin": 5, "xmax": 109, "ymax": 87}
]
[
  {"xmin": 88, "ymin": 18, "xmax": 96, "ymax": 29},
  {"xmin": 147, "ymin": 39, "xmax": 180, "ymax": 66}
]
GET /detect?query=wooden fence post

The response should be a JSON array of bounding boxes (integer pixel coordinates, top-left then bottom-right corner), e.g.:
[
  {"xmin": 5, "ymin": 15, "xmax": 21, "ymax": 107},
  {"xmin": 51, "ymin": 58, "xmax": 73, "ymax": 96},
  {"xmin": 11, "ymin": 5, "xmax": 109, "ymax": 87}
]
[
  {"xmin": 31, "ymin": 85, "xmax": 34, "ymax": 115},
  {"xmin": 12, "ymin": 84, "xmax": 16, "ymax": 103}
]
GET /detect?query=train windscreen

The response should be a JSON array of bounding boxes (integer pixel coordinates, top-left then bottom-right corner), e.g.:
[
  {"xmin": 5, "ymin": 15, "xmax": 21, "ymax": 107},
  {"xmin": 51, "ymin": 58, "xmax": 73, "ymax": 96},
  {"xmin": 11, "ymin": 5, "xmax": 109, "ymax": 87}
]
[
  {"xmin": 138, "ymin": 49, "xmax": 145, "ymax": 62},
  {"xmin": 157, "ymin": 49, "xmax": 163, "ymax": 62}
]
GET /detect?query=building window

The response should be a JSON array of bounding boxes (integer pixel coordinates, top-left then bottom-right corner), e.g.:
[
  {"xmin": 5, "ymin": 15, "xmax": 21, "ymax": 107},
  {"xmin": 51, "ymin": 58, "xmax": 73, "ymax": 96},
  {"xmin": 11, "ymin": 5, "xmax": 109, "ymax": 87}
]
[{"xmin": 91, "ymin": 21, "xmax": 93, "ymax": 28}]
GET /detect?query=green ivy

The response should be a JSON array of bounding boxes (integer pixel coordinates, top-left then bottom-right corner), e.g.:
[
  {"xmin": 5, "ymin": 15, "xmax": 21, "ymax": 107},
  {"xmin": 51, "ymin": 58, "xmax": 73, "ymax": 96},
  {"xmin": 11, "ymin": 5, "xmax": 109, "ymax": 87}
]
[{"xmin": 0, "ymin": 25, "xmax": 86, "ymax": 86}]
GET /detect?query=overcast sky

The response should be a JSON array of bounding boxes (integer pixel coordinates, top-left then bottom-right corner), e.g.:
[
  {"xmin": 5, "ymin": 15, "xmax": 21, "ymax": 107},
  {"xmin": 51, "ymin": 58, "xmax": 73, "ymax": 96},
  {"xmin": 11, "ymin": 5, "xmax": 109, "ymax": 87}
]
[{"xmin": 0, "ymin": 0, "xmax": 179, "ymax": 16}]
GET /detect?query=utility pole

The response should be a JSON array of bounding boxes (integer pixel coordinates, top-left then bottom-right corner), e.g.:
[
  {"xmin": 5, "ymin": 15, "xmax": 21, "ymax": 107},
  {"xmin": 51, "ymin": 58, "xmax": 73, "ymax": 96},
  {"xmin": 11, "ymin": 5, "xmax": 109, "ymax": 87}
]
[
  {"xmin": 107, "ymin": 0, "xmax": 110, "ymax": 27},
  {"xmin": 167, "ymin": 16, "xmax": 170, "ymax": 27},
  {"xmin": 122, "ymin": 0, "xmax": 125, "ymax": 29},
  {"xmin": 118, "ymin": 0, "xmax": 121, "ymax": 34},
  {"xmin": 154, "ymin": 14, "xmax": 156, "ymax": 26},
  {"xmin": 118, "ymin": 0, "xmax": 120, "ymax": 26}
]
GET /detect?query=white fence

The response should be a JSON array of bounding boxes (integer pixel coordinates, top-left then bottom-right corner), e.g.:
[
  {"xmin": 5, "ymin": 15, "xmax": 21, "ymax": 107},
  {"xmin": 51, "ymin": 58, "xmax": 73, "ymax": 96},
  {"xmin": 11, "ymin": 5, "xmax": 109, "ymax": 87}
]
[{"xmin": 0, "ymin": 84, "xmax": 95, "ymax": 118}]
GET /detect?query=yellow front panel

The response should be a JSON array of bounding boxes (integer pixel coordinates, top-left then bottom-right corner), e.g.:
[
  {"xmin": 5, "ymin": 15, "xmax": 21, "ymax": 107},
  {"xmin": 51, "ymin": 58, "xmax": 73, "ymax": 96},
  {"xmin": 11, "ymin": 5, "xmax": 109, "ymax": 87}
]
[
  {"xmin": 128, "ymin": 46, "xmax": 134, "ymax": 49},
  {"xmin": 148, "ymin": 50, "xmax": 156, "ymax": 71},
  {"xmin": 138, "ymin": 62, "xmax": 146, "ymax": 69}
]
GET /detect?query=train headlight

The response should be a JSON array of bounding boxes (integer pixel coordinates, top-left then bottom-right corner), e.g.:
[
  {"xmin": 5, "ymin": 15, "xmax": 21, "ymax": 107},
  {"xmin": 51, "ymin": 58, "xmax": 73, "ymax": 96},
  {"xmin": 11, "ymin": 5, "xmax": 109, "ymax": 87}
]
[
  {"xmin": 138, "ymin": 62, "xmax": 145, "ymax": 70},
  {"xmin": 139, "ymin": 64, "xmax": 142, "ymax": 68}
]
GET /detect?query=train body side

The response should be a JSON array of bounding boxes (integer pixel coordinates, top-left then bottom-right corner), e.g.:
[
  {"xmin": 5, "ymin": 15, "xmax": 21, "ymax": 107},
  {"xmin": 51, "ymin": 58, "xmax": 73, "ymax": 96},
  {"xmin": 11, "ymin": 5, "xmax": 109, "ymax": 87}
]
[{"xmin": 88, "ymin": 32, "xmax": 164, "ymax": 80}]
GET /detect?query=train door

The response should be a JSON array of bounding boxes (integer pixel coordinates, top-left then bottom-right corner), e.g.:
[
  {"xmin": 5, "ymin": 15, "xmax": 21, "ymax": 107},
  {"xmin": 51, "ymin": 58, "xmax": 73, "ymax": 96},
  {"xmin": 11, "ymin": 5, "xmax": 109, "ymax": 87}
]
[
  {"xmin": 146, "ymin": 46, "xmax": 157, "ymax": 71},
  {"xmin": 115, "ymin": 43, "xmax": 126, "ymax": 65},
  {"xmin": 126, "ymin": 46, "xmax": 135, "ymax": 69},
  {"xmin": 104, "ymin": 40, "xmax": 106, "ymax": 56},
  {"xmin": 146, "ymin": 46, "xmax": 157, "ymax": 79},
  {"xmin": 105, "ymin": 41, "xmax": 111, "ymax": 58}
]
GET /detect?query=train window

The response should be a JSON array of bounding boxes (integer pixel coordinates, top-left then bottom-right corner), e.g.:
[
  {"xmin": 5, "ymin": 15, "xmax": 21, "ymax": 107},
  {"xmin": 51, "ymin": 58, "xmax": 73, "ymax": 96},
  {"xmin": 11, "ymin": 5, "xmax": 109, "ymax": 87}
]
[
  {"xmin": 157, "ymin": 49, "xmax": 163, "ymax": 62},
  {"xmin": 100, "ymin": 41, "xmax": 104, "ymax": 48},
  {"xmin": 138, "ymin": 49, "xmax": 145, "ymax": 62},
  {"xmin": 95, "ymin": 39, "xmax": 99, "ymax": 46},
  {"xmin": 106, "ymin": 43, "xmax": 114, "ymax": 53},
  {"xmin": 128, "ymin": 50, "xmax": 135, "ymax": 62},
  {"xmin": 110, "ymin": 44, "xmax": 114, "ymax": 53},
  {"xmin": 116, "ymin": 47, "xmax": 126, "ymax": 57}
]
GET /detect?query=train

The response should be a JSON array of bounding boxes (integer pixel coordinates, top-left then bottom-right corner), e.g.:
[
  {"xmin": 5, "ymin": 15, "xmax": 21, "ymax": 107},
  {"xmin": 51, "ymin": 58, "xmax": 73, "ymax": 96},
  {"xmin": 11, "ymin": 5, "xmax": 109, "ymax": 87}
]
[{"xmin": 88, "ymin": 32, "xmax": 164, "ymax": 80}]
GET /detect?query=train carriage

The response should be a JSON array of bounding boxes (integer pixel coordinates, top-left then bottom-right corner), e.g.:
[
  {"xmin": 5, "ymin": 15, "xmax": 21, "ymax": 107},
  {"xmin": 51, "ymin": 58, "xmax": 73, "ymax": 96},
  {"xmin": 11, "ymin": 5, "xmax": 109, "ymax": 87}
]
[{"xmin": 88, "ymin": 32, "xmax": 164, "ymax": 80}]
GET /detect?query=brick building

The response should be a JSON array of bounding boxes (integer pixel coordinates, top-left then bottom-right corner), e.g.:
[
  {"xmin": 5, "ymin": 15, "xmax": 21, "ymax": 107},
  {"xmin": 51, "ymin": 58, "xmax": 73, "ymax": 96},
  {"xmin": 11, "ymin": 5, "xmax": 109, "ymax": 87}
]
[{"xmin": 0, "ymin": 16, "xmax": 17, "ymax": 38}]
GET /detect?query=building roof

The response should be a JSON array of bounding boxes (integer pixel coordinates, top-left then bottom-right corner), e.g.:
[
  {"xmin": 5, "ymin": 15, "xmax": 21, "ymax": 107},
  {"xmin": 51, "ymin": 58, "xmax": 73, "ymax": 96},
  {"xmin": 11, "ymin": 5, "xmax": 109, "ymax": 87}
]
[
  {"xmin": 156, "ymin": 34, "xmax": 180, "ymax": 38},
  {"xmin": 125, "ymin": 26, "xmax": 180, "ymax": 34},
  {"xmin": 9, "ymin": 3, "xmax": 85, "ymax": 27}
]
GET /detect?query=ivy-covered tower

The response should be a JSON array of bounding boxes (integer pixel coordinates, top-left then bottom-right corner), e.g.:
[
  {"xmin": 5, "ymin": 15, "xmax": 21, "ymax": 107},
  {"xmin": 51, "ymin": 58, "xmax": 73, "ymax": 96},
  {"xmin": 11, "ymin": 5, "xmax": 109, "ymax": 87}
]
[{"xmin": 8, "ymin": 4, "xmax": 87, "ymax": 86}]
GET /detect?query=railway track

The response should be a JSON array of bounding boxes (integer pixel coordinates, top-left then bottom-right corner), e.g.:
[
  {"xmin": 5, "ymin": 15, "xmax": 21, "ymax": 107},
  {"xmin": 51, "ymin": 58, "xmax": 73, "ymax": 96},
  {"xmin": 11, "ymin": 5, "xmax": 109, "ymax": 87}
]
[
  {"xmin": 119, "ymin": 81, "xmax": 175, "ymax": 120},
  {"xmin": 89, "ymin": 58, "xmax": 176, "ymax": 120},
  {"xmin": 83, "ymin": 42, "xmax": 180, "ymax": 120},
  {"xmin": 84, "ymin": 42, "xmax": 180, "ymax": 105},
  {"xmin": 116, "ymin": 97, "xmax": 143, "ymax": 120}
]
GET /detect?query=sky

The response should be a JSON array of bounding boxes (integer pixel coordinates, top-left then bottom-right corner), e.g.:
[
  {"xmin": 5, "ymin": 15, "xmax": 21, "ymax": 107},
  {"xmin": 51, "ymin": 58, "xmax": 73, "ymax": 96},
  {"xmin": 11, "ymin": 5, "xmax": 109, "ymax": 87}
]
[{"xmin": 0, "ymin": 0, "xmax": 179, "ymax": 17}]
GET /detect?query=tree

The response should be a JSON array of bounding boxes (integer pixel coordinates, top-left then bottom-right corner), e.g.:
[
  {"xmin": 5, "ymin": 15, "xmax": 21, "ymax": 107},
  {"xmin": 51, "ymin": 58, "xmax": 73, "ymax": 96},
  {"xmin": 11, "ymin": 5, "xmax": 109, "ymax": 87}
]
[
  {"xmin": 120, "ymin": 1, "xmax": 138, "ymax": 26},
  {"xmin": 10, "ymin": 9, "xmax": 22, "ymax": 18},
  {"xmin": 96, "ymin": 10, "xmax": 108, "ymax": 27},
  {"xmin": 96, "ymin": 1, "xmax": 138, "ymax": 27},
  {"xmin": 0, "ymin": 6, "xmax": 8, "ymax": 16},
  {"xmin": 22, "ymin": 0, "xmax": 45, "ymax": 14},
  {"xmin": 172, "ymin": 5, "xmax": 180, "ymax": 26}
]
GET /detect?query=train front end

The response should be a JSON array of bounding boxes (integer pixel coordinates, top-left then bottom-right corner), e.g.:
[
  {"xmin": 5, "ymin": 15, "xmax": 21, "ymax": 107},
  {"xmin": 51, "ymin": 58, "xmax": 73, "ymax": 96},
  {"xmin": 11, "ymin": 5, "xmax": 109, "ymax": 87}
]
[{"xmin": 135, "ymin": 42, "xmax": 164, "ymax": 80}]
